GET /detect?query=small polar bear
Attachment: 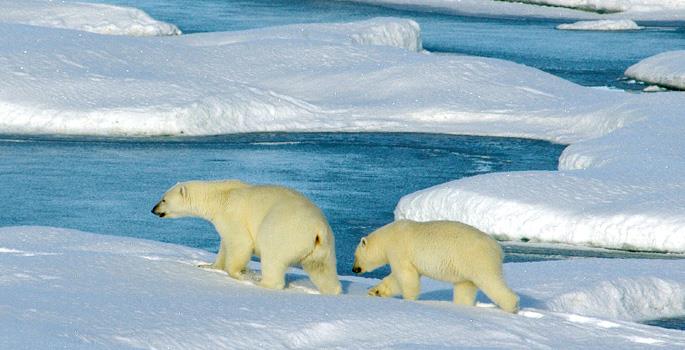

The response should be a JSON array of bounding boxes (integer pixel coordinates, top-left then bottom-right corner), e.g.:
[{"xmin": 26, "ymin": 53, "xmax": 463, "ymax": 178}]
[
  {"xmin": 152, "ymin": 180, "xmax": 342, "ymax": 295},
  {"xmin": 352, "ymin": 220, "xmax": 519, "ymax": 313}
]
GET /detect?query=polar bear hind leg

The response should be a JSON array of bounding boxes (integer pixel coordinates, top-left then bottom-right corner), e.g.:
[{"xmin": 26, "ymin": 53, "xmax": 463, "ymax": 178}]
[
  {"xmin": 453, "ymin": 281, "xmax": 478, "ymax": 306},
  {"xmin": 256, "ymin": 209, "xmax": 314, "ymax": 290},
  {"xmin": 302, "ymin": 251, "xmax": 341, "ymax": 295},
  {"xmin": 473, "ymin": 276, "xmax": 519, "ymax": 313}
]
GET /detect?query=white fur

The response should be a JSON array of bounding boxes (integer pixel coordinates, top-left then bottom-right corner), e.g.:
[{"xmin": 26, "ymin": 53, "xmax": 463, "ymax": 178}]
[
  {"xmin": 152, "ymin": 180, "xmax": 341, "ymax": 295},
  {"xmin": 353, "ymin": 220, "xmax": 519, "ymax": 313}
]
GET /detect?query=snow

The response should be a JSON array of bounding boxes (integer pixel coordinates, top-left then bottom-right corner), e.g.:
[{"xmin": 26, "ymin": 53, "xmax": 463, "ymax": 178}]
[
  {"xmin": 179, "ymin": 17, "xmax": 422, "ymax": 52},
  {"xmin": 556, "ymin": 19, "xmax": 642, "ymax": 30},
  {"xmin": 625, "ymin": 51, "xmax": 685, "ymax": 90},
  {"xmin": 396, "ymin": 92, "xmax": 685, "ymax": 253},
  {"xmin": 2, "ymin": 226, "xmax": 685, "ymax": 349},
  {"xmin": 0, "ymin": 18, "xmax": 646, "ymax": 142},
  {"xmin": 343, "ymin": 0, "xmax": 685, "ymax": 21},
  {"xmin": 0, "ymin": 0, "xmax": 180, "ymax": 36},
  {"xmin": 514, "ymin": 0, "xmax": 685, "ymax": 13}
]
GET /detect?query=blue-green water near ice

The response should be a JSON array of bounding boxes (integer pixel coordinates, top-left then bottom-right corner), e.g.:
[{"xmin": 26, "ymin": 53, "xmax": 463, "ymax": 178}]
[
  {"xmin": 97, "ymin": 0, "xmax": 685, "ymax": 90},
  {"xmin": 1, "ymin": 133, "xmax": 563, "ymax": 276},
  {"xmin": 0, "ymin": 133, "xmax": 677, "ymax": 279}
]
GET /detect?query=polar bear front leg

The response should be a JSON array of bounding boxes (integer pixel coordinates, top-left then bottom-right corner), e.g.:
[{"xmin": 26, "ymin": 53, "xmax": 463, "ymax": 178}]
[
  {"xmin": 392, "ymin": 264, "xmax": 421, "ymax": 301},
  {"xmin": 368, "ymin": 273, "xmax": 401, "ymax": 297},
  {"xmin": 199, "ymin": 240, "xmax": 228, "ymax": 270},
  {"xmin": 223, "ymin": 231, "xmax": 254, "ymax": 280}
]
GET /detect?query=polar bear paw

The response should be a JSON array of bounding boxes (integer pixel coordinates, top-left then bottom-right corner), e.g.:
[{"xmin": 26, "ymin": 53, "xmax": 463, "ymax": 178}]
[{"xmin": 368, "ymin": 283, "xmax": 393, "ymax": 297}]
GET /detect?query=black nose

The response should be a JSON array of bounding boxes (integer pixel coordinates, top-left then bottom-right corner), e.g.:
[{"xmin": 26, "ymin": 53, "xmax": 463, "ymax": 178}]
[
  {"xmin": 151, "ymin": 204, "xmax": 164, "ymax": 217},
  {"xmin": 352, "ymin": 267, "xmax": 361, "ymax": 274}
]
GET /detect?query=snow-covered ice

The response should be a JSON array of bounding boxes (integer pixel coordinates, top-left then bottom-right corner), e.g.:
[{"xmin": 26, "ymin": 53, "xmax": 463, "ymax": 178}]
[
  {"xmin": 0, "ymin": 0, "xmax": 180, "ymax": 36},
  {"xmin": 625, "ymin": 51, "xmax": 685, "ymax": 90},
  {"xmin": 2, "ymin": 226, "xmax": 685, "ymax": 349},
  {"xmin": 343, "ymin": 0, "xmax": 685, "ymax": 21},
  {"xmin": 556, "ymin": 19, "xmax": 642, "ymax": 30},
  {"xmin": 0, "ymin": 18, "xmax": 647, "ymax": 142},
  {"xmin": 514, "ymin": 0, "xmax": 685, "ymax": 13},
  {"xmin": 396, "ymin": 92, "xmax": 685, "ymax": 253}
]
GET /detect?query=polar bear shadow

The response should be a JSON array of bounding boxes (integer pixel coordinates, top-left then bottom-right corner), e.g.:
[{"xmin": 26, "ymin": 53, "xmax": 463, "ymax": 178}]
[
  {"xmin": 285, "ymin": 272, "xmax": 355, "ymax": 294},
  {"xmin": 419, "ymin": 288, "xmax": 542, "ymax": 309}
]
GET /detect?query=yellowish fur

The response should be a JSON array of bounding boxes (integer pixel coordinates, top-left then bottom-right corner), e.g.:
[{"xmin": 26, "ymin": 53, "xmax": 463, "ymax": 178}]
[
  {"xmin": 353, "ymin": 220, "xmax": 518, "ymax": 313},
  {"xmin": 152, "ymin": 180, "xmax": 341, "ymax": 295}
]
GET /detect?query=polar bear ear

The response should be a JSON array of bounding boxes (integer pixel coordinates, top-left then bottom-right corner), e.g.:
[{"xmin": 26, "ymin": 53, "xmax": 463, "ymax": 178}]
[
  {"xmin": 179, "ymin": 185, "xmax": 188, "ymax": 199},
  {"xmin": 361, "ymin": 237, "xmax": 367, "ymax": 247}
]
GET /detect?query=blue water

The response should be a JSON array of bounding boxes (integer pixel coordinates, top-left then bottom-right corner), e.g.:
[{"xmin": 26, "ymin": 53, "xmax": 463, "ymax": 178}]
[
  {"xmin": 1, "ymin": 133, "xmax": 678, "ymax": 278},
  {"xmin": 643, "ymin": 317, "xmax": 685, "ymax": 331},
  {"xmin": 0, "ymin": 133, "xmax": 561, "ymax": 276},
  {"xmin": 97, "ymin": 0, "xmax": 685, "ymax": 89}
]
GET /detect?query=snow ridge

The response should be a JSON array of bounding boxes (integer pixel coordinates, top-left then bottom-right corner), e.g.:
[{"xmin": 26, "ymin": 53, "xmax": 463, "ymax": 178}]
[
  {"xmin": 343, "ymin": 0, "xmax": 685, "ymax": 21},
  {"xmin": 556, "ymin": 19, "xmax": 642, "ymax": 30},
  {"xmin": 3, "ymin": 226, "xmax": 685, "ymax": 349},
  {"xmin": 0, "ymin": 0, "xmax": 180, "ymax": 36},
  {"xmin": 625, "ymin": 51, "xmax": 685, "ymax": 90}
]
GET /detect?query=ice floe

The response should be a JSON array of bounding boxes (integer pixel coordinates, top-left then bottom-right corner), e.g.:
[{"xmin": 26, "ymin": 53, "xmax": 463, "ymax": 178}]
[
  {"xmin": 1, "ymin": 226, "xmax": 684, "ymax": 349},
  {"xmin": 625, "ymin": 51, "xmax": 685, "ymax": 90},
  {"xmin": 556, "ymin": 19, "xmax": 642, "ymax": 30},
  {"xmin": 0, "ymin": 0, "xmax": 180, "ymax": 36}
]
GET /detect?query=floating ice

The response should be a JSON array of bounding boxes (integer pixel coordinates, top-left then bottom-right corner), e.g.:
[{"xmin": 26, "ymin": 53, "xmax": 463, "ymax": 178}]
[
  {"xmin": 343, "ymin": 0, "xmax": 685, "ymax": 21},
  {"xmin": 2, "ymin": 226, "xmax": 685, "ymax": 349},
  {"xmin": 625, "ymin": 51, "xmax": 685, "ymax": 91},
  {"xmin": 556, "ymin": 19, "xmax": 642, "ymax": 30},
  {"xmin": 0, "ymin": 0, "xmax": 180, "ymax": 36}
]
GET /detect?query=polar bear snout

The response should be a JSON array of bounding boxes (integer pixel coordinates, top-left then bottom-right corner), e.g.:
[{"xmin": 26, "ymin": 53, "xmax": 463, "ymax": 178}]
[
  {"xmin": 151, "ymin": 202, "xmax": 166, "ymax": 217},
  {"xmin": 352, "ymin": 260, "xmax": 363, "ymax": 274}
]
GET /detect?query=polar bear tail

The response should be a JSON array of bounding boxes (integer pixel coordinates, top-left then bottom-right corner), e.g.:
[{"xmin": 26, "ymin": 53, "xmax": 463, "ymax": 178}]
[
  {"xmin": 310, "ymin": 226, "xmax": 334, "ymax": 261},
  {"xmin": 301, "ymin": 225, "xmax": 341, "ymax": 295}
]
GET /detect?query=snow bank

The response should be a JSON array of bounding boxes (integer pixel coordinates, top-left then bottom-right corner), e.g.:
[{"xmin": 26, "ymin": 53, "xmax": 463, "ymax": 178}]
[
  {"xmin": 547, "ymin": 277, "xmax": 685, "ymax": 321},
  {"xmin": 0, "ymin": 0, "xmax": 180, "ymax": 36},
  {"xmin": 180, "ymin": 17, "xmax": 422, "ymax": 52},
  {"xmin": 2, "ymin": 226, "xmax": 685, "ymax": 349},
  {"xmin": 396, "ymin": 91, "xmax": 685, "ymax": 253},
  {"xmin": 556, "ymin": 19, "xmax": 642, "ymax": 30},
  {"xmin": 344, "ymin": 0, "xmax": 685, "ymax": 21},
  {"xmin": 514, "ymin": 0, "xmax": 685, "ymax": 13},
  {"xmin": 0, "ymin": 18, "xmax": 638, "ymax": 141},
  {"xmin": 625, "ymin": 51, "xmax": 685, "ymax": 90}
]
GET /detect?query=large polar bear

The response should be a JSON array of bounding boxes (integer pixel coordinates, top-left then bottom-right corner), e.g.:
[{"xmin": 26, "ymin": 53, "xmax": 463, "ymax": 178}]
[
  {"xmin": 151, "ymin": 180, "xmax": 342, "ymax": 295},
  {"xmin": 352, "ymin": 220, "xmax": 518, "ymax": 313}
]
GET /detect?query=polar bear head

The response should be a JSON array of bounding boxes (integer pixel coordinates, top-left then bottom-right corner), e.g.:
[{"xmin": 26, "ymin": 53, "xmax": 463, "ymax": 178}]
[
  {"xmin": 151, "ymin": 182, "xmax": 192, "ymax": 219},
  {"xmin": 352, "ymin": 229, "xmax": 389, "ymax": 274},
  {"xmin": 152, "ymin": 180, "xmax": 250, "ymax": 219}
]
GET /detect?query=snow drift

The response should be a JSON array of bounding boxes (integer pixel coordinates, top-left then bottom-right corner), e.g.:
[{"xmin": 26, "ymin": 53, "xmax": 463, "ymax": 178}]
[
  {"xmin": 514, "ymin": 0, "xmax": 685, "ymax": 13},
  {"xmin": 556, "ymin": 19, "xmax": 642, "ymax": 30},
  {"xmin": 0, "ymin": 18, "xmax": 638, "ymax": 141},
  {"xmin": 625, "ymin": 51, "xmax": 685, "ymax": 90},
  {"xmin": 2, "ymin": 226, "xmax": 685, "ymax": 349},
  {"xmin": 343, "ymin": 0, "xmax": 685, "ymax": 21},
  {"xmin": 0, "ymin": 0, "xmax": 180, "ymax": 36}
]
